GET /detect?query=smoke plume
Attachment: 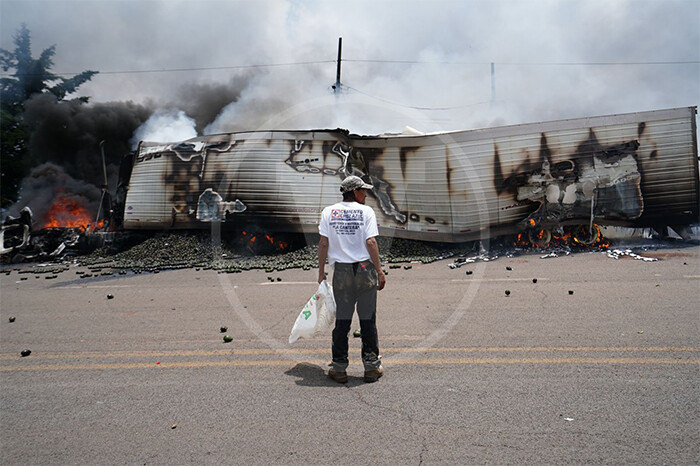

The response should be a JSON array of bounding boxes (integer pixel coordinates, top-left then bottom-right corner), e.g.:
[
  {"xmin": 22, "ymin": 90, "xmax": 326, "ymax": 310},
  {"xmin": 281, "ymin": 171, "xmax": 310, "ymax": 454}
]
[
  {"xmin": 130, "ymin": 110, "xmax": 197, "ymax": 149},
  {"xmin": 15, "ymin": 163, "xmax": 102, "ymax": 228}
]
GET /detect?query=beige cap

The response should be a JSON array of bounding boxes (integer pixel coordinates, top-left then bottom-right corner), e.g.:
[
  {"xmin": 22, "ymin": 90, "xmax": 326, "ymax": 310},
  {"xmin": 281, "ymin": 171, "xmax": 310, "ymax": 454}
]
[{"xmin": 340, "ymin": 175, "xmax": 373, "ymax": 193}]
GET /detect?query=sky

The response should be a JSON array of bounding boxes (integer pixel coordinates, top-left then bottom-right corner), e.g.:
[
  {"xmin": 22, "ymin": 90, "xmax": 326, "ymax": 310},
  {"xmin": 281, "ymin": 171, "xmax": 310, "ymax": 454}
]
[{"xmin": 1, "ymin": 0, "xmax": 699, "ymax": 138}]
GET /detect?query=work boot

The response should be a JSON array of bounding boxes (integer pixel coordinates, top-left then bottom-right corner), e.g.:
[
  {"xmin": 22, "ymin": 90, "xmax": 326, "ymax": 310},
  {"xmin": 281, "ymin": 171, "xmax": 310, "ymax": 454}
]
[
  {"xmin": 328, "ymin": 368, "xmax": 348, "ymax": 384},
  {"xmin": 364, "ymin": 366, "xmax": 384, "ymax": 383}
]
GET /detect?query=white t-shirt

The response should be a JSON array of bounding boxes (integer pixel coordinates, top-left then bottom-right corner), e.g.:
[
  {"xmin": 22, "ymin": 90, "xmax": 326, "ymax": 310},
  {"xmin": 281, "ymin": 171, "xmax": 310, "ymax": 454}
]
[{"xmin": 319, "ymin": 201, "xmax": 379, "ymax": 267}]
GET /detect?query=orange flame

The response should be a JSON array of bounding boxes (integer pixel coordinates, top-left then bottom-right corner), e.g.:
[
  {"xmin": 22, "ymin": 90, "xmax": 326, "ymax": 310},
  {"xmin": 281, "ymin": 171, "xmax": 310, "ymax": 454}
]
[
  {"xmin": 43, "ymin": 195, "xmax": 96, "ymax": 230},
  {"xmin": 515, "ymin": 224, "xmax": 609, "ymax": 249},
  {"xmin": 239, "ymin": 231, "xmax": 289, "ymax": 252}
]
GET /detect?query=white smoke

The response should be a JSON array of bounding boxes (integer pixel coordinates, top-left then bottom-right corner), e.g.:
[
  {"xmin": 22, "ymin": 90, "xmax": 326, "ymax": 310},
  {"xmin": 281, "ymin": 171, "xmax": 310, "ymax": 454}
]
[
  {"xmin": 130, "ymin": 109, "xmax": 197, "ymax": 148},
  {"xmin": 3, "ymin": 0, "xmax": 698, "ymax": 137}
]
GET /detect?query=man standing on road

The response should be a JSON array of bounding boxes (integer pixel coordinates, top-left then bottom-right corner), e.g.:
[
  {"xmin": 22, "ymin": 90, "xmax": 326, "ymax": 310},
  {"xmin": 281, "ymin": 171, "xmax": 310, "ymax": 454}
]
[{"xmin": 318, "ymin": 175, "xmax": 387, "ymax": 383}]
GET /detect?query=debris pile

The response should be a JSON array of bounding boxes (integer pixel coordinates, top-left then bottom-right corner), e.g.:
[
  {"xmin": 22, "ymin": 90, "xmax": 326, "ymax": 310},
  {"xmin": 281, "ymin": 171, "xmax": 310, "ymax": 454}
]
[
  {"xmin": 74, "ymin": 232, "xmax": 472, "ymax": 274},
  {"xmin": 1, "ymin": 227, "xmax": 86, "ymax": 263},
  {"xmin": 1, "ymin": 225, "xmax": 686, "ymax": 275},
  {"xmin": 377, "ymin": 237, "xmax": 460, "ymax": 264},
  {"xmin": 78, "ymin": 231, "xmax": 317, "ymax": 273}
]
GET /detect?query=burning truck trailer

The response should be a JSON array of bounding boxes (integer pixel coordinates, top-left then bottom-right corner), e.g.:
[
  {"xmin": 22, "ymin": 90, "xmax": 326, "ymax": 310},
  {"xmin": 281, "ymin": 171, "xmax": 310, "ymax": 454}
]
[
  {"xmin": 2, "ymin": 106, "xmax": 698, "ymax": 263},
  {"xmin": 112, "ymin": 106, "xmax": 700, "ymax": 249}
]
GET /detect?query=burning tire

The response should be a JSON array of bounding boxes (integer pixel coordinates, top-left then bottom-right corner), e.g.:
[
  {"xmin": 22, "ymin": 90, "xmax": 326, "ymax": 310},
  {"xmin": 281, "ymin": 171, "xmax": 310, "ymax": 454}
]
[
  {"xmin": 572, "ymin": 225, "xmax": 600, "ymax": 245},
  {"xmin": 527, "ymin": 228, "xmax": 551, "ymax": 247}
]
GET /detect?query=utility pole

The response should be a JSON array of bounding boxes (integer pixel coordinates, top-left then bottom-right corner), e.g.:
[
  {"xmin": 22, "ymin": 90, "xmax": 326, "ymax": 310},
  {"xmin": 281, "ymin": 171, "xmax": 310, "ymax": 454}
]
[
  {"xmin": 334, "ymin": 37, "xmax": 342, "ymax": 97},
  {"xmin": 490, "ymin": 62, "xmax": 496, "ymax": 107}
]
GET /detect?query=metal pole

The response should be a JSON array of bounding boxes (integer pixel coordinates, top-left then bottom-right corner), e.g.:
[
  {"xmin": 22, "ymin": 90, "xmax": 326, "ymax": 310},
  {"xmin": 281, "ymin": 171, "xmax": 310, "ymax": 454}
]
[
  {"xmin": 99, "ymin": 140, "xmax": 108, "ymax": 188},
  {"xmin": 334, "ymin": 37, "xmax": 343, "ymax": 95},
  {"xmin": 93, "ymin": 140, "xmax": 109, "ymax": 231},
  {"xmin": 490, "ymin": 62, "xmax": 496, "ymax": 106}
]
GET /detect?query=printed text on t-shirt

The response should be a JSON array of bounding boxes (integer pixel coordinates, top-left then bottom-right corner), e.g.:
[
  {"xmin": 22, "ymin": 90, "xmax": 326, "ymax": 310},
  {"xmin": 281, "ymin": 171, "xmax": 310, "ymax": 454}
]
[{"xmin": 330, "ymin": 209, "xmax": 364, "ymax": 235}]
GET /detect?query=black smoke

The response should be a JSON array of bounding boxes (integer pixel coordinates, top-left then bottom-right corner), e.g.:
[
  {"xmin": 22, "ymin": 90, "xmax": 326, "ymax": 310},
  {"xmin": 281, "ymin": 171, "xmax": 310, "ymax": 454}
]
[
  {"xmin": 174, "ymin": 75, "xmax": 251, "ymax": 135},
  {"xmin": 23, "ymin": 94, "xmax": 152, "ymax": 188},
  {"xmin": 16, "ymin": 162, "xmax": 102, "ymax": 228},
  {"xmin": 4, "ymin": 74, "xmax": 252, "ymax": 227}
]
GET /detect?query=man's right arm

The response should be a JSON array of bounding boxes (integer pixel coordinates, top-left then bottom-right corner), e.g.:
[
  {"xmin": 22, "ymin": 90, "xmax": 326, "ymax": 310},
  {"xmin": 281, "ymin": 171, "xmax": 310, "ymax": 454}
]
[{"xmin": 317, "ymin": 235, "xmax": 329, "ymax": 283}]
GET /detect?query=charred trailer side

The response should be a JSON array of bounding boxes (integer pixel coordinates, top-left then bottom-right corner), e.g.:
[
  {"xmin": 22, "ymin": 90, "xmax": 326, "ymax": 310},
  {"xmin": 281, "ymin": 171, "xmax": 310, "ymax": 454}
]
[{"xmin": 118, "ymin": 107, "xmax": 699, "ymax": 243}]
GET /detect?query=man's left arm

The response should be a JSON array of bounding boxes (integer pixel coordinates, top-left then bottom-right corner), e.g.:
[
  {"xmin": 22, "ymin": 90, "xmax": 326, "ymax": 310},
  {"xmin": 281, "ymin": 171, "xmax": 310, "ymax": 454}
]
[{"xmin": 366, "ymin": 237, "xmax": 386, "ymax": 291}]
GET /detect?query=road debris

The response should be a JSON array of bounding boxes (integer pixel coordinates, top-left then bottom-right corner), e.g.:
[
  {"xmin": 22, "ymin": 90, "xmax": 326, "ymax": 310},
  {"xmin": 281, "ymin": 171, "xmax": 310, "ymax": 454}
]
[
  {"xmin": 605, "ymin": 249, "xmax": 658, "ymax": 261},
  {"xmin": 540, "ymin": 250, "xmax": 571, "ymax": 259},
  {"xmin": 448, "ymin": 250, "xmax": 498, "ymax": 268}
]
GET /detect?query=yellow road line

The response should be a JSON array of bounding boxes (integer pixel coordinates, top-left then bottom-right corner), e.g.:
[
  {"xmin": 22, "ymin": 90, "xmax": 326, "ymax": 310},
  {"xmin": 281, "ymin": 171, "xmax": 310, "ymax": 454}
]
[
  {"xmin": 1, "ymin": 356, "xmax": 697, "ymax": 372},
  {"xmin": 0, "ymin": 346, "xmax": 697, "ymax": 361}
]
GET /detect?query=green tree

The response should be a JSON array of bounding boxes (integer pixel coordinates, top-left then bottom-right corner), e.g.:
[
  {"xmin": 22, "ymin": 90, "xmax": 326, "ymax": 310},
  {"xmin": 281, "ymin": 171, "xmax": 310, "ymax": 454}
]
[{"xmin": 0, "ymin": 23, "xmax": 97, "ymax": 207}]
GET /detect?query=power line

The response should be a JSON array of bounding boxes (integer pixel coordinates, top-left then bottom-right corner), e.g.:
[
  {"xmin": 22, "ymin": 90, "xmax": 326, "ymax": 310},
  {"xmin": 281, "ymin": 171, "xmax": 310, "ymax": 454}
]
[
  {"xmin": 0, "ymin": 60, "xmax": 337, "ymax": 77},
  {"xmin": 345, "ymin": 59, "xmax": 700, "ymax": 66},
  {"xmin": 2, "ymin": 58, "xmax": 697, "ymax": 78}
]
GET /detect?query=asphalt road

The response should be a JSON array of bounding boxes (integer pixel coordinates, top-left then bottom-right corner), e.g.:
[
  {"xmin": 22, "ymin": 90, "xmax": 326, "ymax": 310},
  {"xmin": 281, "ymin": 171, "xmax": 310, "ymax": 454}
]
[{"xmin": 1, "ymin": 243, "xmax": 699, "ymax": 465}]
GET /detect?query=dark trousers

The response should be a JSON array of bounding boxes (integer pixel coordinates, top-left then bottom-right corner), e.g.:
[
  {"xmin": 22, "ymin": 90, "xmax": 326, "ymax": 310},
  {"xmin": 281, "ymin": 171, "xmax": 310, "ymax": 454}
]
[{"xmin": 331, "ymin": 261, "xmax": 380, "ymax": 371}]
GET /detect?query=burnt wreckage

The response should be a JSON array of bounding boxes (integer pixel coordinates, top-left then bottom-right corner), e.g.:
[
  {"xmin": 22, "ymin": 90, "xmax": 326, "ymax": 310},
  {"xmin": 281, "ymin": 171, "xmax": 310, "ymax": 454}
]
[
  {"xmin": 114, "ymin": 107, "xmax": 699, "ymax": 245},
  {"xmin": 3, "ymin": 106, "xmax": 696, "ymax": 258}
]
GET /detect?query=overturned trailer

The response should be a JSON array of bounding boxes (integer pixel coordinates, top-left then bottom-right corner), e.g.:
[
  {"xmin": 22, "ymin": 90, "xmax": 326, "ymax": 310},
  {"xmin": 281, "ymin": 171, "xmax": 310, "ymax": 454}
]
[{"xmin": 116, "ymin": 107, "xmax": 699, "ymax": 244}]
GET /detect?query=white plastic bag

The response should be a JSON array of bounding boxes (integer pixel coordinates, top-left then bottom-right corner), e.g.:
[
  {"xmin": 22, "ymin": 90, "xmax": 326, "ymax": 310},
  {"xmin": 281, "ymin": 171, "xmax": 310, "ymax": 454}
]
[{"xmin": 288, "ymin": 280, "xmax": 336, "ymax": 344}]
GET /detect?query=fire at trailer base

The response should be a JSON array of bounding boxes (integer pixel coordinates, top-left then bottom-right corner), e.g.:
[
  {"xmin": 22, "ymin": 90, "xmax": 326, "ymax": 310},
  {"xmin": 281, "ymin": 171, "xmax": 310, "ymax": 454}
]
[{"xmin": 117, "ymin": 107, "xmax": 699, "ymax": 244}]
